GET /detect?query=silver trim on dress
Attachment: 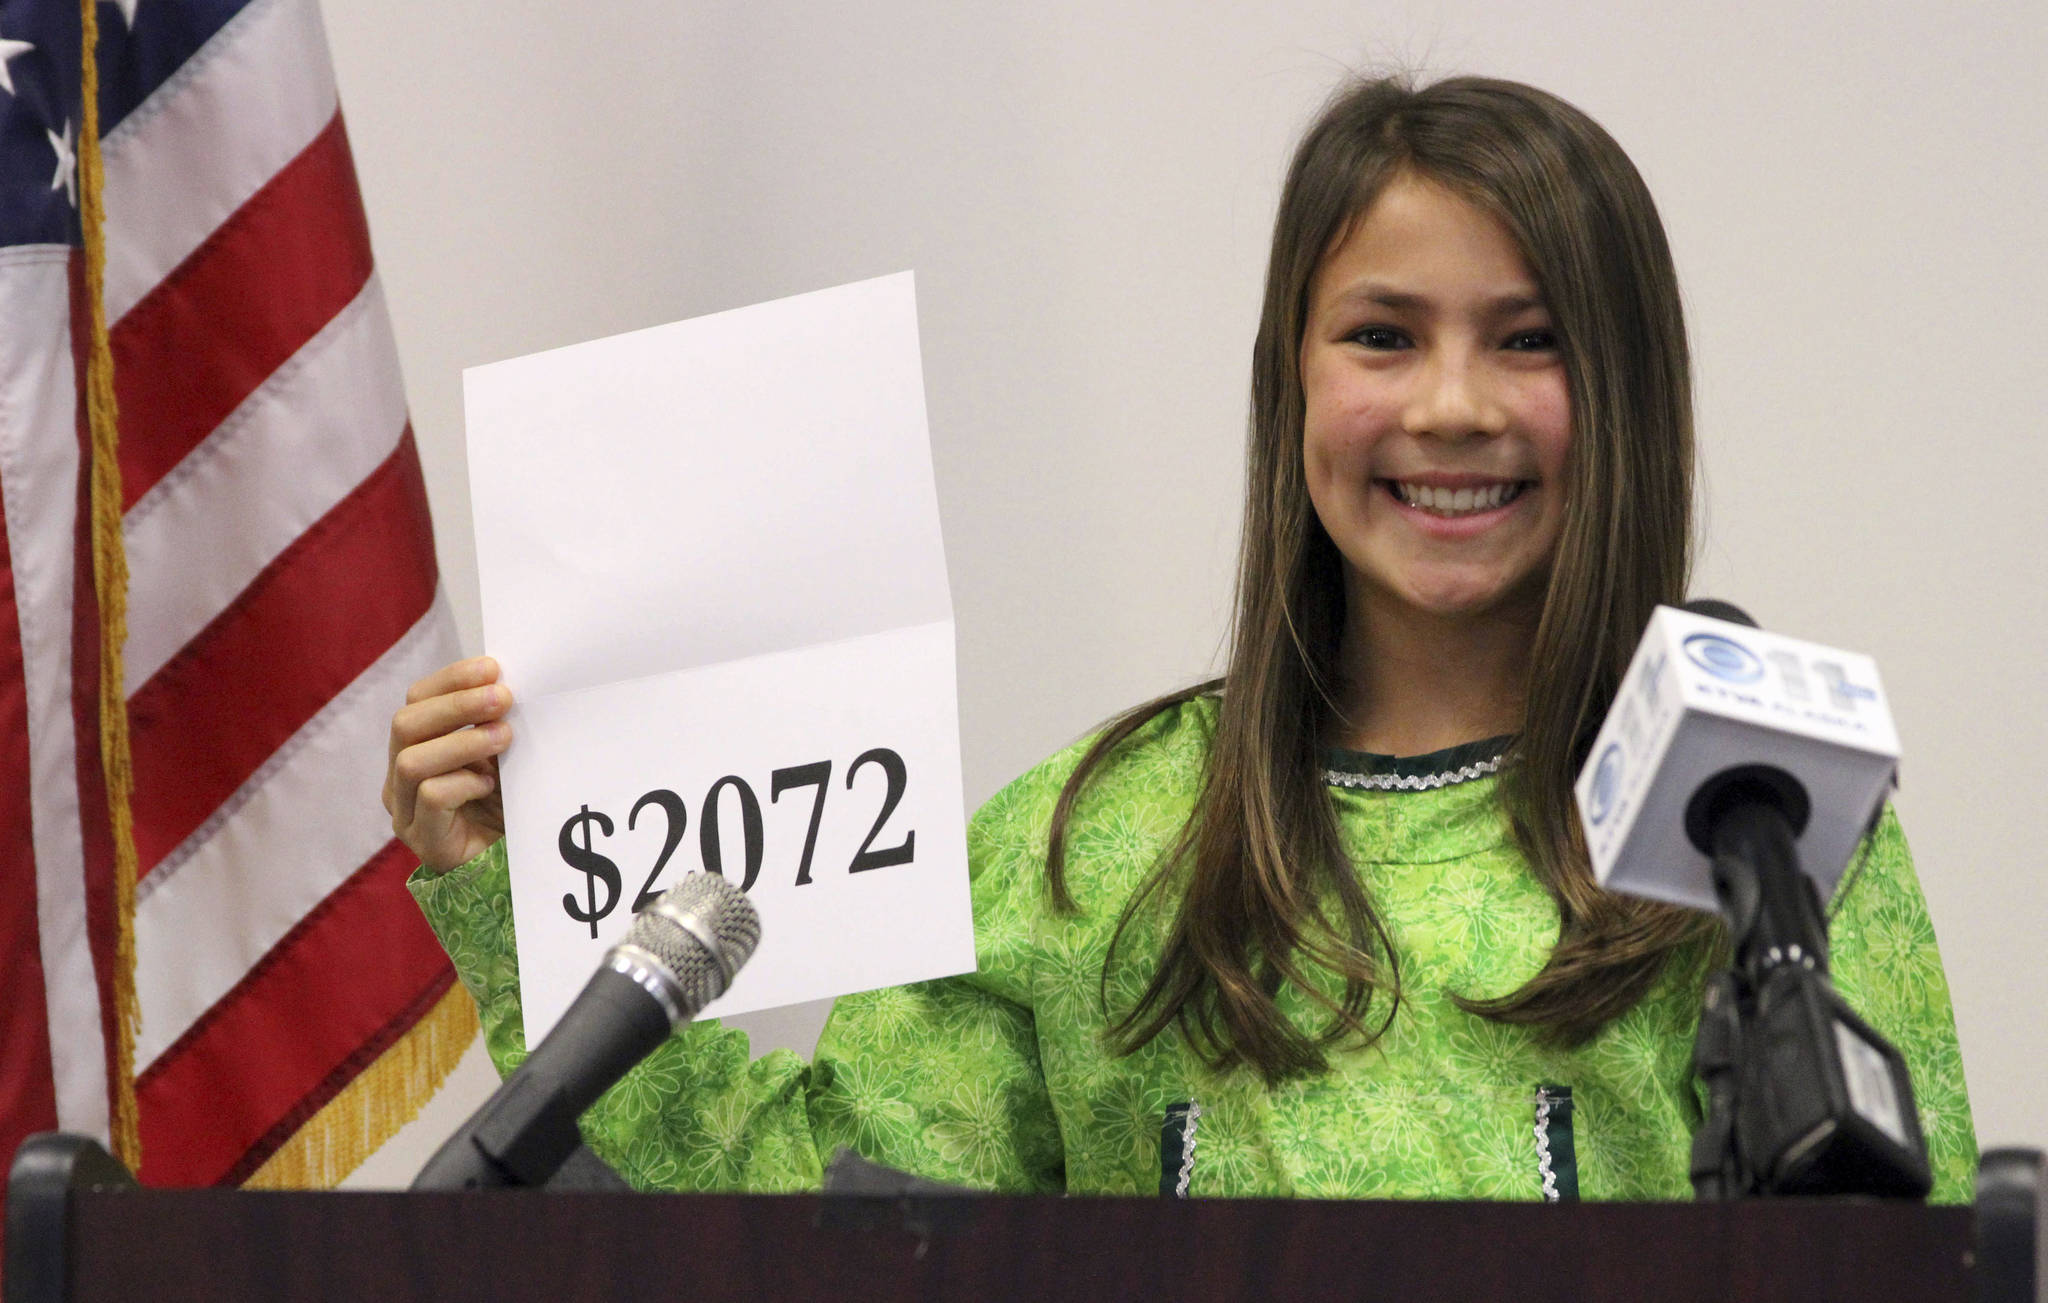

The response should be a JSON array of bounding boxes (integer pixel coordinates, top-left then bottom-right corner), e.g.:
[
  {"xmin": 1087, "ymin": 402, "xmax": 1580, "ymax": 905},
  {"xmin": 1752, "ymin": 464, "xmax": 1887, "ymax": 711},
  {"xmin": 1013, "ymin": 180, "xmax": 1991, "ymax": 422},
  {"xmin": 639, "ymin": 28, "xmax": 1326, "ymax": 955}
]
[
  {"xmin": 1174, "ymin": 1099, "xmax": 1203, "ymax": 1199},
  {"xmin": 1323, "ymin": 754, "xmax": 1505, "ymax": 791},
  {"xmin": 1535, "ymin": 1086, "xmax": 1561, "ymax": 1203}
]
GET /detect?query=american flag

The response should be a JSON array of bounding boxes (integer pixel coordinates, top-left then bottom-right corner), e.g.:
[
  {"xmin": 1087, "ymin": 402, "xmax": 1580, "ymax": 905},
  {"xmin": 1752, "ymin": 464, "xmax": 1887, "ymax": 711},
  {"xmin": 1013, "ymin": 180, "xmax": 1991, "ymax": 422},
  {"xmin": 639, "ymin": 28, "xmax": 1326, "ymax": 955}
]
[{"xmin": 1, "ymin": 0, "xmax": 469, "ymax": 1187}]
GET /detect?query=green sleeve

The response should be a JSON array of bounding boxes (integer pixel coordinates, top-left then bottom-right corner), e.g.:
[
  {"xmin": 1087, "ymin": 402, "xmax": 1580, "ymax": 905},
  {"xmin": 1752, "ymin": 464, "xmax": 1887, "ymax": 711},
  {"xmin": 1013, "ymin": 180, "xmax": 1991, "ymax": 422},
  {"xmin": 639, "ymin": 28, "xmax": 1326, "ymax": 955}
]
[
  {"xmin": 407, "ymin": 841, "xmax": 528, "ymax": 1085},
  {"xmin": 405, "ymin": 776, "xmax": 1066, "ymax": 1194},
  {"xmin": 797, "ymin": 768, "xmax": 1069, "ymax": 1193},
  {"xmin": 1826, "ymin": 805, "xmax": 1979, "ymax": 1203},
  {"xmin": 802, "ymin": 977, "xmax": 1061, "ymax": 1192}
]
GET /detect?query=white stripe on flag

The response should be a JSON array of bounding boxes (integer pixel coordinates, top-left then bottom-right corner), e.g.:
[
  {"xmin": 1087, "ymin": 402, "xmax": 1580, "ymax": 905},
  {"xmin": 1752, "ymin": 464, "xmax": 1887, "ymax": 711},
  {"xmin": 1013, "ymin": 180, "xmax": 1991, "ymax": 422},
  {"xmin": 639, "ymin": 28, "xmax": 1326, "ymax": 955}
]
[
  {"xmin": 0, "ymin": 250, "xmax": 112, "ymax": 1140},
  {"xmin": 101, "ymin": 0, "xmax": 339, "ymax": 326},
  {"xmin": 121, "ymin": 275, "xmax": 409, "ymax": 695},
  {"xmin": 134, "ymin": 601, "xmax": 459, "ymax": 1067}
]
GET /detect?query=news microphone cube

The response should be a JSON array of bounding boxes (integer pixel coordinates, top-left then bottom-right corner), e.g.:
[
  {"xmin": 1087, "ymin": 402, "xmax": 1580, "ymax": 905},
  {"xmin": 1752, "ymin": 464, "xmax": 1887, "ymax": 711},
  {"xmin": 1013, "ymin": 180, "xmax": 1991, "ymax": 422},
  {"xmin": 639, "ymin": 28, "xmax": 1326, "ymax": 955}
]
[{"xmin": 1574, "ymin": 606, "xmax": 1899, "ymax": 913}]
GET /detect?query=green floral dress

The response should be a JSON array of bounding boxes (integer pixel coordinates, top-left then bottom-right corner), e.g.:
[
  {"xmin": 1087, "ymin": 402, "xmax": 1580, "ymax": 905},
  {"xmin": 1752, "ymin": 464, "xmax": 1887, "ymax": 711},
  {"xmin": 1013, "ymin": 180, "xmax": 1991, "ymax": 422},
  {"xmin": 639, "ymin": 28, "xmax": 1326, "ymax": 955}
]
[{"xmin": 409, "ymin": 695, "xmax": 1977, "ymax": 1202}]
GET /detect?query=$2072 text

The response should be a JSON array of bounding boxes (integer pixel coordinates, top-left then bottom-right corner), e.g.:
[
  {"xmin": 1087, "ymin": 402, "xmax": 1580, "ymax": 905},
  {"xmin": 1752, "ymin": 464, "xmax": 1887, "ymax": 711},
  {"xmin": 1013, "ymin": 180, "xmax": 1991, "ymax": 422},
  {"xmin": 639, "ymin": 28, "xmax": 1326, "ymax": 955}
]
[{"xmin": 556, "ymin": 747, "xmax": 914, "ymax": 937}]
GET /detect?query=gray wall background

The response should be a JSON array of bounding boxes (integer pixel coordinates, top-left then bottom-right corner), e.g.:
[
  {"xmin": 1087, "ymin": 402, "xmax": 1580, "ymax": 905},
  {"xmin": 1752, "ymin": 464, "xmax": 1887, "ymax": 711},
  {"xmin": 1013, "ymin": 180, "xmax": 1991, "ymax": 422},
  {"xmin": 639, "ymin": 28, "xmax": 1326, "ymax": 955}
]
[{"xmin": 331, "ymin": 1, "xmax": 2048, "ymax": 1185}]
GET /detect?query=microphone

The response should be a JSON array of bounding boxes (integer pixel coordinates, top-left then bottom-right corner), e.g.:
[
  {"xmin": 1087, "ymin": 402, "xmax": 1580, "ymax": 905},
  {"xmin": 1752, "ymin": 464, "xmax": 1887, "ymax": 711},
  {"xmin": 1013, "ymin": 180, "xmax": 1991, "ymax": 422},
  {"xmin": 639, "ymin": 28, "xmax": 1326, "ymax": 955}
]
[
  {"xmin": 413, "ymin": 871, "xmax": 760, "ymax": 1190},
  {"xmin": 1576, "ymin": 600, "xmax": 1929, "ymax": 1198},
  {"xmin": 1573, "ymin": 600, "xmax": 1898, "ymax": 912}
]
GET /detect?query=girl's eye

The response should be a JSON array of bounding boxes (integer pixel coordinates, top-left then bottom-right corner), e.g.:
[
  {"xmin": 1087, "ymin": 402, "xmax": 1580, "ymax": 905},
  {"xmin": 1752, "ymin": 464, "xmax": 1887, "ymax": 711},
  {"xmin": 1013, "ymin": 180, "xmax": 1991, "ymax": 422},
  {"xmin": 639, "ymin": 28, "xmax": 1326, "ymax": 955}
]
[
  {"xmin": 1351, "ymin": 326, "xmax": 1408, "ymax": 350},
  {"xmin": 1347, "ymin": 326, "xmax": 1559, "ymax": 352}
]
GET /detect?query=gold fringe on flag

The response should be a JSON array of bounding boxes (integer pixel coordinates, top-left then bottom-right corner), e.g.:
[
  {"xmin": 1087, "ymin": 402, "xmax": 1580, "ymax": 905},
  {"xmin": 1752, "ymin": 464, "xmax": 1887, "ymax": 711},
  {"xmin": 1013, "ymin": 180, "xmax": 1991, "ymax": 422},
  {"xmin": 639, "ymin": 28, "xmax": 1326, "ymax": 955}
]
[
  {"xmin": 76, "ymin": 0, "xmax": 142, "ymax": 1171},
  {"xmin": 243, "ymin": 982, "xmax": 479, "ymax": 1189}
]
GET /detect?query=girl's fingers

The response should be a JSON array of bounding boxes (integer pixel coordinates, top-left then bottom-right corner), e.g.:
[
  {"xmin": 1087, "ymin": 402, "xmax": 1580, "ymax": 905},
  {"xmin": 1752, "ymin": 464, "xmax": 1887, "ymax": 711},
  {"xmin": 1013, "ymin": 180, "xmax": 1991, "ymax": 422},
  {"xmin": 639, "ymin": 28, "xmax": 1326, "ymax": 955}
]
[
  {"xmin": 389, "ymin": 722, "xmax": 510, "ymax": 829},
  {"xmin": 389, "ymin": 682, "xmax": 513, "ymax": 762},
  {"xmin": 409, "ymin": 771, "xmax": 501, "ymax": 870},
  {"xmin": 385, "ymin": 657, "xmax": 512, "ymax": 868},
  {"xmin": 404, "ymin": 656, "xmax": 500, "ymax": 707},
  {"xmin": 414, "ymin": 767, "xmax": 496, "ymax": 817}
]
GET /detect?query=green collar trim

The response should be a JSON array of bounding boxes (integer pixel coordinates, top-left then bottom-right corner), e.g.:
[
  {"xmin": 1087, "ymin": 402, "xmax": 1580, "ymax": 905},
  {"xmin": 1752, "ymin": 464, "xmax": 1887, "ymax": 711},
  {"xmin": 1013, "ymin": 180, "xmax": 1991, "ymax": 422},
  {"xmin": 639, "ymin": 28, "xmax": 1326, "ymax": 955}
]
[{"xmin": 1322, "ymin": 734, "xmax": 1514, "ymax": 791}]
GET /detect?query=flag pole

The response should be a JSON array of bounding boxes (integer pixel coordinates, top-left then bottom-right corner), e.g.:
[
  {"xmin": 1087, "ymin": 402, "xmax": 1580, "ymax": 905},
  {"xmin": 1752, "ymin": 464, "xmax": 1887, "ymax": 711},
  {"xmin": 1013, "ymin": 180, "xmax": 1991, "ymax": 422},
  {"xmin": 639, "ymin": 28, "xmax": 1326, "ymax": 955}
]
[{"xmin": 77, "ymin": 0, "xmax": 143, "ymax": 1171}]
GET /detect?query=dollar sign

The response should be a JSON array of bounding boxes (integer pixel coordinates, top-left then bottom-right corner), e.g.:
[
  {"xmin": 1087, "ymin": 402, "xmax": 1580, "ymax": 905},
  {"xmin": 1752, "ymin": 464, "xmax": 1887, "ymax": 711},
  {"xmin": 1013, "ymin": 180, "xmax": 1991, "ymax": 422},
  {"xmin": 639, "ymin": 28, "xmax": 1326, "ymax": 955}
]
[{"xmin": 558, "ymin": 804, "xmax": 620, "ymax": 940}]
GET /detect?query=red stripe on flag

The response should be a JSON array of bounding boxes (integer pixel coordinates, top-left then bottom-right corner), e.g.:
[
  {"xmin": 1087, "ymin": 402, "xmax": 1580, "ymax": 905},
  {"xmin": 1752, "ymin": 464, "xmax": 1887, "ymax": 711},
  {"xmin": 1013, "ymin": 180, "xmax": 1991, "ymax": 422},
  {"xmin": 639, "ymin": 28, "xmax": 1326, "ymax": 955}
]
[
  {"xmin": 127, "ymin": 428, "xmax": 437, "ymax": 877},
  {"xmin": 220, "ymin": 964, "xmax": 454, "ymax": 1188},
  {"xmin": 134, "ymin": 839, "xmax": 455, "ymax": 1186},
  {"xmin": 111, "ymin": 110, "xmax": 374, "ymax": 510},
  {"xmin": 0, "ymin": 458, "xmax": 61, "ymax": 1174}
]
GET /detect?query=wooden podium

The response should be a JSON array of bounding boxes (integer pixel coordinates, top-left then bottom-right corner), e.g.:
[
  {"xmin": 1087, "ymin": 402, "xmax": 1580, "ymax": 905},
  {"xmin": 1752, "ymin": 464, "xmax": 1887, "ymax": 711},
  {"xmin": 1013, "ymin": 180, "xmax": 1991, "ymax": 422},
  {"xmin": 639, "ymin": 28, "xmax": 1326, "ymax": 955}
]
[{"xmin": 8, "ymin": 1135, "xmax": 2042, "ymax": 1302}]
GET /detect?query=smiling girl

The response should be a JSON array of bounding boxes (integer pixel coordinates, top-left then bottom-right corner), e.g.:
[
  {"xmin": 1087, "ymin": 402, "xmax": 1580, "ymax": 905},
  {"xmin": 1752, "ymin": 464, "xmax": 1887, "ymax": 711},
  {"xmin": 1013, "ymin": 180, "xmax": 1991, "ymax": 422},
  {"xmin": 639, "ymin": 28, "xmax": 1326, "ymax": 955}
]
[{"xmin": 387, "ymin": 73, "xmax": 1975, "ymax": 1201}]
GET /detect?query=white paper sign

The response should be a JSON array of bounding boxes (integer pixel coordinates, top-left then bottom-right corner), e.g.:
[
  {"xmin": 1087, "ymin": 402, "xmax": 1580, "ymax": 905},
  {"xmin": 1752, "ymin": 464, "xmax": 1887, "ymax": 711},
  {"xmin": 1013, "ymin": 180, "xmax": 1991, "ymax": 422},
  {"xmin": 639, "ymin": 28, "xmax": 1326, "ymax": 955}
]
[{"xmin": 464, "ymin": 273, "xmax": 974, "ymax": 1041}]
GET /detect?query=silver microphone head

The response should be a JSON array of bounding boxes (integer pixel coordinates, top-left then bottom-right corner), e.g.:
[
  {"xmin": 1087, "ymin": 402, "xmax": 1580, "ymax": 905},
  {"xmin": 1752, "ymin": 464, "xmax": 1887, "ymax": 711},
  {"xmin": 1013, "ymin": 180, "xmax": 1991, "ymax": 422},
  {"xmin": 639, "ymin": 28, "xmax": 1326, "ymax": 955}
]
[{"xmin": 613, "ymin": 873, "xmax": 760, "ymax": 1024}]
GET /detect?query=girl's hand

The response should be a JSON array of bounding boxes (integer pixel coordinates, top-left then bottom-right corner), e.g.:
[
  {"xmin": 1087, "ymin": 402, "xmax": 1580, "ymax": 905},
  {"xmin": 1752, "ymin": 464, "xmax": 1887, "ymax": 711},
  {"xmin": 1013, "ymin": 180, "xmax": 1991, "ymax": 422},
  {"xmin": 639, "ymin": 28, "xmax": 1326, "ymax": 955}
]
[{"xmin": 384, "ymin": 657, "xmax": 513, "ymax": 872}]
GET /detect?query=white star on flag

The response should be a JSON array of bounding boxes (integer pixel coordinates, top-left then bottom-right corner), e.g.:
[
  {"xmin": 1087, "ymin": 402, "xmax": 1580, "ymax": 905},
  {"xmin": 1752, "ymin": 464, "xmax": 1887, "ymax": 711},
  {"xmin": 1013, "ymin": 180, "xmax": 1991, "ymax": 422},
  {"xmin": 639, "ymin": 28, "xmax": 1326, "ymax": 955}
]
[
  {"xmin": 0, "ymin": 27, "xmax": 35, "ymax": 97},
  {"xmin": 47, "ymin": 119, "xmax": 77, "ymax": 207}
]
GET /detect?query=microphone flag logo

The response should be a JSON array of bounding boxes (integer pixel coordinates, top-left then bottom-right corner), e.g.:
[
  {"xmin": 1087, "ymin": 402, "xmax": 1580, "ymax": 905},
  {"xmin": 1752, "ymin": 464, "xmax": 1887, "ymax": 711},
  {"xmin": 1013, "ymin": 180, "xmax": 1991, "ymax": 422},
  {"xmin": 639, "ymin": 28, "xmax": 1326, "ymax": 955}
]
[
  {"xmin": 1682, "ymin": 633, "xmax": 1766, "ymax": 684},
  {"xmin": 1587, "ymin": 743, "xmax": 1625, "ymax": 826}
]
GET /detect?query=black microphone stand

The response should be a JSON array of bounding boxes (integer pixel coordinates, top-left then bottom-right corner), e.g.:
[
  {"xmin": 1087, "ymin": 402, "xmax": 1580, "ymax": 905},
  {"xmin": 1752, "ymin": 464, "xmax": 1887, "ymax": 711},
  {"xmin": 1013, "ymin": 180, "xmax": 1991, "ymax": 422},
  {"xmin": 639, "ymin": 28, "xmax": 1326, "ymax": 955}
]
[{"xmin": 1687, "ymin": 766, "xmax": 1932, "ymax": 1199}]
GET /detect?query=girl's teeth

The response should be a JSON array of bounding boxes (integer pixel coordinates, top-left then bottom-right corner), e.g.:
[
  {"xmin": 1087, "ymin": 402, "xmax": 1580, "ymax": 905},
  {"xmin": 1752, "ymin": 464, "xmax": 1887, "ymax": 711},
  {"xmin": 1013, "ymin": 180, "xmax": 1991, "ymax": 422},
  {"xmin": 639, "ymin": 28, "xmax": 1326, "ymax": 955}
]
[{"xmin": 1394, "ymin": 481, "xmax": 1523, "ymax": 515}]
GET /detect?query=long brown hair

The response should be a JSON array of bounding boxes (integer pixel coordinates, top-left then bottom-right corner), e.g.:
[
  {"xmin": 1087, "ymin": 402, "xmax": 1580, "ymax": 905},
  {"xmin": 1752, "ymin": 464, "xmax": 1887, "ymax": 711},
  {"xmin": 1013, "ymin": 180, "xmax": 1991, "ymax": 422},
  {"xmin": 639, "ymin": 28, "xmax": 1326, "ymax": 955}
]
[{"xmin": 1044, "ymin": 72, "xmax": 1718, "ymax": 1083}]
